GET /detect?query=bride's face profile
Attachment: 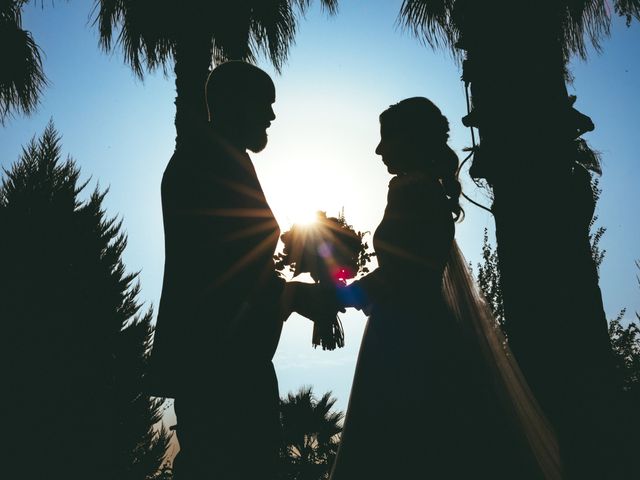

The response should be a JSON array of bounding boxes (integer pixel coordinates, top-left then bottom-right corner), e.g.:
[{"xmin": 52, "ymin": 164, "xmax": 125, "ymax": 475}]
[{"xmin": 376, "ymin": 124, "xmax": 420, "ymax": 174}]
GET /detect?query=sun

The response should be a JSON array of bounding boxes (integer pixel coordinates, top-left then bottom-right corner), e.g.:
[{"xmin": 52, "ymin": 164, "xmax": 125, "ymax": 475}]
[
  {"xmin": 268, "ymin": 192, "xmax": 324, "ymax": 231},
  {"xmin": 259, "ymin": 158, "xmax": 344, "ymax": 231},
  {"xmin": 290, "ymin": 209, "xmax": 320, "ymax": 226}
]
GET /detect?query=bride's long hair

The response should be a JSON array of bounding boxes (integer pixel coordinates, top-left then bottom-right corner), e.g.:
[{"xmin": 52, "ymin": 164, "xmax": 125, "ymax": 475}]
[{"xmin": 379, "ymin": 97, "xmax": 463, "ymax": 221}]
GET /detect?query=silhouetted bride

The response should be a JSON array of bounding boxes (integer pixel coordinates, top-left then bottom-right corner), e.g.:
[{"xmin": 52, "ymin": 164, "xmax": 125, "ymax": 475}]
[{"xmin": 330, "ymin": 98, "xmax": 562, "ymax": 479}]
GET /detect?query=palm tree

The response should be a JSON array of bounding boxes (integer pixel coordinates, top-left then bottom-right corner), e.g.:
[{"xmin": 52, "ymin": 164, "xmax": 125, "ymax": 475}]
[
  {"xmin": 399, "ymin": 1, "xmax": 639, "ymax": 476},
  {"xmin": 94, "ymin": 0, "xmax": 338, "ymax": 151},
  {"xmin": 279, "ymin": 386, "xmax": 344, "ymax": 480},
  {"xmin": 0, "ymin": 0, "xmax": 47, "ymax": 123}
]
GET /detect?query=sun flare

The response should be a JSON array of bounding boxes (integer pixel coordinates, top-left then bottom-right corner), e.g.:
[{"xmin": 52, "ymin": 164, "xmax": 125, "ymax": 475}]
[
  {"xmin": 291, "ymin": 210, "xmax": 320, "ymax": 226},
  {"xmin": 271, "ymin": 194, "xmax": 324, "ymax": 229}
]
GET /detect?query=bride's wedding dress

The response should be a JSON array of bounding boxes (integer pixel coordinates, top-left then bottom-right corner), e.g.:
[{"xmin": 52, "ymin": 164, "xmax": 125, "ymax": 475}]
[{"xmin": 331, "ymin": 174, "xmax": 561, "ymax": 479}]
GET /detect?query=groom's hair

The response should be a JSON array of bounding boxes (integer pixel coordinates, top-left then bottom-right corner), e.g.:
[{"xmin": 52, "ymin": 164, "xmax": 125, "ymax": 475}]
[{"xmin": 205, "ymin": 61, "xmax": 275, "ymax": 123}]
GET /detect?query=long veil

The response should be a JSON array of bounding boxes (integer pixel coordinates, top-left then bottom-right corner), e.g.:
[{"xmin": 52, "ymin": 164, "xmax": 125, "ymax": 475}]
[{"xmin": 443, "ymin": 241, "xmax": 563, "ymax": 479}]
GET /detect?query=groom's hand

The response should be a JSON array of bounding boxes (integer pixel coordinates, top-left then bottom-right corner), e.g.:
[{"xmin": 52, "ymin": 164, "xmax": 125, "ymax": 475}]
[
  {"xmin": 280, "ymin": 282, "xmax": 316, "ymax": 320},
  {"xmin": 284, "ymin": 282, "xmax": 344, "ymax": 321}
]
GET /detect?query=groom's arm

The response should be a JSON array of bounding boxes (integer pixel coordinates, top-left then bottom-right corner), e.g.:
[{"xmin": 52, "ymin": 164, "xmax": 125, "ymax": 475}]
[{"xmin": 269, "ymin": 280, "xmax": 345, "ymax": 322}]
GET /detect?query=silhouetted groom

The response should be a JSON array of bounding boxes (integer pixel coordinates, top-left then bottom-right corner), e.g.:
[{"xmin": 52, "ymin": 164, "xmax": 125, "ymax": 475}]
[{"xmin": 148, "ymin": 61, "xmax": 311, "ymax": 479}]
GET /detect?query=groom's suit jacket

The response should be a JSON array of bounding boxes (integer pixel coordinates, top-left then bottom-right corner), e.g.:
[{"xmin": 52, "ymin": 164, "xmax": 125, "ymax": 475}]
[{"xmin": 147, "ymin": 132, "xmax": 284, "ymax": 399}]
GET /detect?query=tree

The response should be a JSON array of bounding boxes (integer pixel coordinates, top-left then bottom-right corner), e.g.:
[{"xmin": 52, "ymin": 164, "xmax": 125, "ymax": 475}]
[
  {"xmin": 116, "ymin": 309, "xmax": 173, "ymax": 480},
  {"xmin": 475, "ymin": 174, "xmax": 605, "ymax": 334},
  {"xmin": 94, "ymin": 0, "xmax": 338, "ymax": 151},
  {"xmin": 279, "ymin": 386, "xmax": 344, "ymax": 480},
  {"xmin": 399, "ymin": 1, "xmax": 639, "ymax": 476},
  {"xmin": 0, "ymin": 0, "xmax": 47, "ymax": 123},
  {"xmin": 474, "ymin": 180, "xmax": 639, "ymax": 476},
  {"xmin": 608, "ymin": 308, "xmax": 640, "ymax": 392},
  {"xmin": 607, "ymin": 301, "xmax": 640, "ymax": 476},
  {"xmin": 475, "ymin": 228, "xmax": 505, "ymax": 330},
  {"xmin": 606, "ymin": 261, "xmax": 640, "ymax": 408},
  {"xmin": 0, "ymin": 122, "xmax": 171, "ymax": 479}
]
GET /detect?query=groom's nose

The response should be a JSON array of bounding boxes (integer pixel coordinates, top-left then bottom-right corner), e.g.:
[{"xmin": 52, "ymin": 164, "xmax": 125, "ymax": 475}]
[
  {"xmin": 268, "ymin": 105, "xmax": 276, "ymax": 121},
  {"xmin": 375, "ymin": 142, "xmax": 383, "ymax": 155}
]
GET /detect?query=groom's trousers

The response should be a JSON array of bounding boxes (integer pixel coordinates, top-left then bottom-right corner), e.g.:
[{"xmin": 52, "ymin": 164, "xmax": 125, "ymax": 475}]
[{"xmin": 172, "ymin": 360, "xmax": 281, "ymax": 480}]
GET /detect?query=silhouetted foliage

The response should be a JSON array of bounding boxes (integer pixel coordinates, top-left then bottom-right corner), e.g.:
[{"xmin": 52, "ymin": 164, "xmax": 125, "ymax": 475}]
[
  {"xmin": 607, "ymin": 265, "xmax": 640, "ymax": 455},
  {"xmin": 0, "ymin": 0, "xmax": 47, "ymax": 123},
  {"xmin": 608, "ymin": 307, "xmax": 640, "ymax": 392},
  {"xmin": 474, "ymin": 203, "xmax": 640, "ymax": 397},
  {"xmin": 0, "ymin": 122, "xmax": 171, "ymax": 479},
  {"xmin": 589, "ymin": 178, "xmax": 607, "ymax": 273},
  {"xmin": 136, "ymin": 385, "xmax": 344, "ymax": 480},
  {"xmin": 605, "ymin": 249, "xmax": 640, "ymax": 399},
  {"xmin": 94, "ymin": 0, "xmax": 338, "ymax": 77},
  {"xmin": 279, "ymin": 386, "xmax": 344, "ymax": 480},
  {"xmin": 399, "ymin": 0, "xmax": 640, "ymax": 63},
  {"xmin": 475, "ymin": 228, "xmax": 505, "ymax": 330},
  {"xmin": 117, "ymin": 309, "xmax": 173, "ymax": 480}
]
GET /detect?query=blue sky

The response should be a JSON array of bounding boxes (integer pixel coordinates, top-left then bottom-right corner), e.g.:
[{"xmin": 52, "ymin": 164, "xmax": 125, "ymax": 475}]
[{"xmin": 1, "ymin": 1, "xmax": 638, "ymax": 427}]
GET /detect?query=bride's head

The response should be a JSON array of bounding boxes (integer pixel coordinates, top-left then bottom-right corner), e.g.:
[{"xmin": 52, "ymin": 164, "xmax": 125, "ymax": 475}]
[{"xmin": 376, "ymin": 97, "xmax": 463, "ymax": 220}]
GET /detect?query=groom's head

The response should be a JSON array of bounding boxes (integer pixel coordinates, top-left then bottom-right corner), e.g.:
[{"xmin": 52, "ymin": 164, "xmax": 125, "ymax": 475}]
[{"xmin": 206, "ymin": 61, "xmax": 276, "ymax": 153}]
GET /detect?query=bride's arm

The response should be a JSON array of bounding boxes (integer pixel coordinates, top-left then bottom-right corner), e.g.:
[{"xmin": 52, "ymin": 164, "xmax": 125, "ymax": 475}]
[
  {"xmin": 339, "ymin": 268, "xmax": 388, "ymax": 312},
  {"xmin": 340, "ymin": 177, "xmax": 453, "ymax": 313}
]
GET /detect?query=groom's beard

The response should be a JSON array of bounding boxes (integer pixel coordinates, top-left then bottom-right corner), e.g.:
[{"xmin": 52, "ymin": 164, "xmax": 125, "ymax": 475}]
[{"xmin": 247, "ymin": 130, "xmax": 268, "ymax": 153}]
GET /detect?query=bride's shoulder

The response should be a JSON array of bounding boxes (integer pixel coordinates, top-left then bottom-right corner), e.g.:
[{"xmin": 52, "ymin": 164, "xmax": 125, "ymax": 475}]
[{"xmin": 389, "ymin": 173, "xmax": 423, "ymax": 188}]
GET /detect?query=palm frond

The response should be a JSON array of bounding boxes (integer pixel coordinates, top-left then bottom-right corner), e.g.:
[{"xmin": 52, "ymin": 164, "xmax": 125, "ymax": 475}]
[
  {"xmin": 249, "ymin": 0, "xmax": 298, "ymax": 73},
  {"xmin": 320, "ymin": 0, "xmax": 339, "ymax": 14},
  {"xmin": 559, "ymin": 0, "xmax": 639, "ymax": 61},
  {"xmin": 0, "ymin": 0, "xmax": 48, "ymax": 123},
  {"xmin": 95, "ymin": 0, "xmax": 338, "ymax": 77},
  {"xmin": 94, "ymin": 0, "xmax": 177, "ymax": 78},
  {"xmin": 280, "ymin": 386, "xmax": 343, "ymax": 476},
  {"xmin": 614, "ymin": 0, "xmax": 640, "ymax": 25},
  {"xmin": 397, "ymin": 0, "xmax": 458, "ymax": 52},
  {"xmin": 398, "ymin": 0, "xmax": 638, "ymax": 63},
  {"xmin": 294, "ymin": 0, "xmax": 339, "ymax": 15},
  {"xmin": 561, "ymin": 0, "xmax": 610, "ymax": 60}
]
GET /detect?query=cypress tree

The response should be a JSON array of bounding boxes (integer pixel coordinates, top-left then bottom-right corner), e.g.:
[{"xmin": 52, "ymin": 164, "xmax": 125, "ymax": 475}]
[{"xmin": 0, "ymin": 122, "xmax": 171, "ymax": 479}]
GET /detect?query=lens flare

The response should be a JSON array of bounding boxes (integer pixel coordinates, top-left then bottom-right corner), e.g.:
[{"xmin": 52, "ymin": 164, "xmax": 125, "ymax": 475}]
[{"xmin": 290, "ymin": 209, "xmax": 320, "ymax": 227}]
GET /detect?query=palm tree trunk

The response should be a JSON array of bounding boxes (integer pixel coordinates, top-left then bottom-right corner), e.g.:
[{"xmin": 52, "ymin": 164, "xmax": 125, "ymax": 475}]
[
  {"xmin": 173, "ymin": 31, "xmax": 213, "ymax": 152},
  {"xmin": 457, "ymin": 2, "xmax": 622, "ymax": 477}
]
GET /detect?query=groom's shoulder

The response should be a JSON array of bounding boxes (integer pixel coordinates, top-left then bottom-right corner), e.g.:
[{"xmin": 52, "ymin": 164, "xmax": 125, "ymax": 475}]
[
  {"xmin": 161, "ymin": 152, "xmax": 207, "ymax": 204},
  {"xmin": 161, "ymin": 142, "xmax": 239, "ymax": 207},
  {"xmin": 162, "ymin": 150, "xmax": 191, "ymax": 190},
  {"xmin": 163, "ymin": 141, "xmax": 224, "ymax": 182}
]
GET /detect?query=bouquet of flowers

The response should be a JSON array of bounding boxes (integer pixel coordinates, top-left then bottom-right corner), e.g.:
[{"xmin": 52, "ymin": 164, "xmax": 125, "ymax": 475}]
[{"xmin": 274, "ymin": 211, "xmax": 373, "ymax": 350}]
